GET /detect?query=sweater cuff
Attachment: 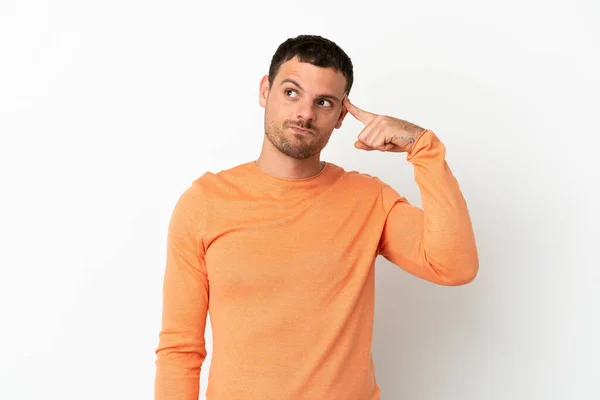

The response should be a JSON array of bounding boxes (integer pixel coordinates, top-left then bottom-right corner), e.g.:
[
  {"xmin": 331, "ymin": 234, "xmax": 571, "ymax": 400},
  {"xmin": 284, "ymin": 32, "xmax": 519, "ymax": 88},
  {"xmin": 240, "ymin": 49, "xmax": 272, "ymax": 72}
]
[{"xmin": 406, "ymin": 128, "xmax": 435, "ymax": 160}]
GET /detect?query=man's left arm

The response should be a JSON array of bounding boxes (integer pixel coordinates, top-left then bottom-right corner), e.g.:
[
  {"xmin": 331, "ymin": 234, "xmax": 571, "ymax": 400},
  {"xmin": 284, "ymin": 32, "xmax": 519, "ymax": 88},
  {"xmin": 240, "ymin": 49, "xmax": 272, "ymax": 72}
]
[
  {"xmin": 379, "ymin": 129, "xmax": 479, "ymax": 285},
  {"xmin": 343, "ymin": 97, "xmax": 479, "ymax": 285}
]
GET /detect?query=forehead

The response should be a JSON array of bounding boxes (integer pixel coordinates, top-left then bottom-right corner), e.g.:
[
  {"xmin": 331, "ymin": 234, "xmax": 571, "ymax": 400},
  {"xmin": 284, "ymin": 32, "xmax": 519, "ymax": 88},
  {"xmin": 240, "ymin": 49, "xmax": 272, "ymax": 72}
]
[{"xmin": 275, "ymin": 57, "xmax": 347, "ymax": 95}]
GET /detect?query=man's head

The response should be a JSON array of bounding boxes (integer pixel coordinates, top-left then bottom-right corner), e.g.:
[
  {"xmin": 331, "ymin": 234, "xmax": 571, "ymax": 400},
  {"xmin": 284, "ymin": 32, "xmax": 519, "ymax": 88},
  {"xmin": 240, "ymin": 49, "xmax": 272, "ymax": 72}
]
[{"xmin": 259, "ymin": 35, "xmax": 354, "ymax": 160}]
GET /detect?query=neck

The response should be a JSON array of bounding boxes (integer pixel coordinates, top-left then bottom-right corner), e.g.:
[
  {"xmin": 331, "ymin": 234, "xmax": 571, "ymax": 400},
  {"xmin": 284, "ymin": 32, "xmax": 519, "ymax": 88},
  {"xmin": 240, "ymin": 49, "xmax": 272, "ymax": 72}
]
[{"xmin": 255, "ymin": 137, "xmax": 325, "ymax": 180}]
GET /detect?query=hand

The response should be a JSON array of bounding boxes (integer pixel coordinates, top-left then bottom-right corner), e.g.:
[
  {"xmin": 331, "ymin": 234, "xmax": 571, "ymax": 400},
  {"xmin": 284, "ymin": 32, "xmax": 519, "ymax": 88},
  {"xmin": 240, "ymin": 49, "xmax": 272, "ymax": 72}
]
[{"xmin": 343, "ymin": 96, "xmax": 426, "ymax": 153}]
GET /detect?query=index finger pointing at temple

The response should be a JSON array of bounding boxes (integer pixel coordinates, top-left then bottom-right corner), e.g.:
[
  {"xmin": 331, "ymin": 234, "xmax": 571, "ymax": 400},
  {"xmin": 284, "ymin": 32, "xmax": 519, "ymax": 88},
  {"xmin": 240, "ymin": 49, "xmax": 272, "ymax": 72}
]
[{"xmin": 343, "ymin": 96, "xmax": 377, "ymax": 125}]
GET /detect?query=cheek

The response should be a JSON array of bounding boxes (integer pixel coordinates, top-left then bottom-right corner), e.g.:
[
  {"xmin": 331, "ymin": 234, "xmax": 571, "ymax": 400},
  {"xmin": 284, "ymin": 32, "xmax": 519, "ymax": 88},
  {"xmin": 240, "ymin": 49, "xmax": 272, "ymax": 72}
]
[
  {"xmin": 264, "ymin": 104, "xmax": 276, "ymax": 121},
  {"xmin": 266, "ymin": 102, "xmax": 285, "ymax": 119},
  {"xmin": 321, "ymin": 112, "xmax": 340, "ymax": 128}
]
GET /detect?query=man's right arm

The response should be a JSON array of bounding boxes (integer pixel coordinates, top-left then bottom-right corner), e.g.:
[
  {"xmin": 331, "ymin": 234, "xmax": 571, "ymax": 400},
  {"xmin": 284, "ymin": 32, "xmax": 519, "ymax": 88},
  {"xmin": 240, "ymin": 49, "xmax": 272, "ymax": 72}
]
[{"xmin": 155, "ymin": 183, "xmax": 209, "ymax": 400}]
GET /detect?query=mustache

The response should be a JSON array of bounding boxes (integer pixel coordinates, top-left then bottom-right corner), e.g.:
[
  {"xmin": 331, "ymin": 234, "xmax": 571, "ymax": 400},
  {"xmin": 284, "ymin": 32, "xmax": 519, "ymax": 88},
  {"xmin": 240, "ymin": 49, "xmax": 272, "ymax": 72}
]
[{"xmin": 286, "ymin": 120, "xmax": 314, "ymax": 130}]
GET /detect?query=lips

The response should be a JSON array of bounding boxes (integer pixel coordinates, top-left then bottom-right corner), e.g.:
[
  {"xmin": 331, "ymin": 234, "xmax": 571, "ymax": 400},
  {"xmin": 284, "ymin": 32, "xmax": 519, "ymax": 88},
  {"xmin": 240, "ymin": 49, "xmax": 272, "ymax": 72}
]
[{"xmin": 289, "ymin": 126, "xmax": 313, "ymax": 135}]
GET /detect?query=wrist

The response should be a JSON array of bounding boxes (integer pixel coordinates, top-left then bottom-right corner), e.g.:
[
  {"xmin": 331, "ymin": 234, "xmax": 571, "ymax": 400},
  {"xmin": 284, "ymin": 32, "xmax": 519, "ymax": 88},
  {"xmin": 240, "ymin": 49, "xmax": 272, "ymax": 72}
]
[
  {"xmin": 392, "ymin": 126, "xmax": 426, "ymax": 152},
  {"xmin": 405, "ymin": 128, "xmax": 428, "ymax": 154}
]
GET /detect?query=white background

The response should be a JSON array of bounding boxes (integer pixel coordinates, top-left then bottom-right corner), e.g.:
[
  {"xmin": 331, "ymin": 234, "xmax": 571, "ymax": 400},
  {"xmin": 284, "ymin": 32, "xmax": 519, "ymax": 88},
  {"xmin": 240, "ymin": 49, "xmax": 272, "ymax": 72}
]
[{"xmin": 1, "ymin": 0, "xmax": 599, "ymax": 399}]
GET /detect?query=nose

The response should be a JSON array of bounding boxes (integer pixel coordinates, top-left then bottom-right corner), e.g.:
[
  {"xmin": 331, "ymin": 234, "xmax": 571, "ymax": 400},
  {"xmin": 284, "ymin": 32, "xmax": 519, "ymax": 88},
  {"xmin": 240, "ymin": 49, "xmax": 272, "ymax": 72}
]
[{"xmin": 296, "ymin": 99, "xmax": 316, "ymax": 122}]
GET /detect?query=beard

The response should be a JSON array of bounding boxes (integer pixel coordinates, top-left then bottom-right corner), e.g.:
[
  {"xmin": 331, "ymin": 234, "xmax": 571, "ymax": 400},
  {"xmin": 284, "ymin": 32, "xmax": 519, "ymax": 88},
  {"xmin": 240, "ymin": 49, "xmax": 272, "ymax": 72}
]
[{"xmin": 264, "ymin": 116, "xmax": 331, "ymax": 160}]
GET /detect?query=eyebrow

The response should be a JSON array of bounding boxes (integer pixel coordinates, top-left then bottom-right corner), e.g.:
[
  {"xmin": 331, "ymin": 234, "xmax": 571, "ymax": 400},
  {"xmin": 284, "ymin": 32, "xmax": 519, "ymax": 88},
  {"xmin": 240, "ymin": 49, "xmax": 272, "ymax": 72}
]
[{"xmin": 280, "ymin": 78, "xmax": 342, "ymax": 103}]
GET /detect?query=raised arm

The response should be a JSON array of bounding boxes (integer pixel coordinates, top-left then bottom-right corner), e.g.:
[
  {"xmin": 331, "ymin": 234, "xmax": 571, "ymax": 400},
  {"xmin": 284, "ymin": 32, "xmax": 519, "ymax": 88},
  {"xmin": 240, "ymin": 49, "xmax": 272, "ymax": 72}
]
[
  {"xmin": 342, "ymin": 96, "xmax": 478, "ymax": 285},
  {"xmin": 155, "ymin": 183, "xmax": 210, "ymax": 399},
  {"xmin": 377, "ymin": 129, "xmax": 479, "ymax": 285}
]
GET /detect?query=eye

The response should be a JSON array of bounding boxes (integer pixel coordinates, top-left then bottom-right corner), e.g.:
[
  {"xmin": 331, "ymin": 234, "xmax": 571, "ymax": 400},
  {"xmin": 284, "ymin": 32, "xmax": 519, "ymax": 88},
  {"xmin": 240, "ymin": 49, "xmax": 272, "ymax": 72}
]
[
  {"xmin": 317, "ymin": 99, "xmax": 333, "ymax": 108},
  {"xmin": 285, "ymin": 89, "xmax": 298, "ymax": 98}
]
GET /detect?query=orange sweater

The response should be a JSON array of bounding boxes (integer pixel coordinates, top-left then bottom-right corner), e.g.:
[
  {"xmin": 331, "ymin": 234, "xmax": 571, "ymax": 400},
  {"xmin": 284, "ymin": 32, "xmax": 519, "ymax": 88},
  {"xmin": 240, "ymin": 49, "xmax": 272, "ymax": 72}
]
[{"xmin": 154, "ymin": 129, "xmax": 478, "ymax": 400}]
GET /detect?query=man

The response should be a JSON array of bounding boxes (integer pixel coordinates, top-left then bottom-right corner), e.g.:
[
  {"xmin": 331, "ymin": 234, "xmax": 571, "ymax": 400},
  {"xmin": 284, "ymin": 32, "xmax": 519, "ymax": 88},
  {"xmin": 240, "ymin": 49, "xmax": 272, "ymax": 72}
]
[{"xmin": 154, "ymin": 35, "xmax": 478, "ymax": 400}]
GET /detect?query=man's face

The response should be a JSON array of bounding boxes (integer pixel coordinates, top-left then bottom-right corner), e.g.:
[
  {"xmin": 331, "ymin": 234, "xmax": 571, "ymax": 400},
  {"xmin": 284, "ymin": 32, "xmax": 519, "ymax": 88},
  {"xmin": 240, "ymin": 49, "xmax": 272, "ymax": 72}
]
[{"xmin": 259, "ymin": 56, "xmax": 348, "ymax": 160}]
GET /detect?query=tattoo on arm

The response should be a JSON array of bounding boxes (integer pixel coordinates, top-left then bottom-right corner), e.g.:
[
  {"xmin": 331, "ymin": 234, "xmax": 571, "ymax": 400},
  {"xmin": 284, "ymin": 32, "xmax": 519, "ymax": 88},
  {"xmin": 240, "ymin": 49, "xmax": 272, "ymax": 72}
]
[{"xmin": 393, "ymin": 135, "xmax": 416, "ymax": 145}]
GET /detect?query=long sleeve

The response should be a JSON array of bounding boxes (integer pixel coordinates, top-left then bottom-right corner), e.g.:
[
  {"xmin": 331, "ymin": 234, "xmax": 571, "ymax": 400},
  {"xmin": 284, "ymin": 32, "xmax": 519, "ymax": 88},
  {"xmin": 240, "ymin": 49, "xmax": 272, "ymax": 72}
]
[
  {"xmin": 377, "ymin": 129, "xmax": 479, "ymax": 285},
  {"xmin": 155, "ymin": 183, "xmax": 210, "ymax": 399}
]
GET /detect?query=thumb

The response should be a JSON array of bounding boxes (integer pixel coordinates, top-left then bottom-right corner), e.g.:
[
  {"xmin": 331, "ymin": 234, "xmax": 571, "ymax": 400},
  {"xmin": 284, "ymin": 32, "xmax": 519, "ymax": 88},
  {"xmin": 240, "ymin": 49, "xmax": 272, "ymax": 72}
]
[
  {"xmin": 354, "ymin": 141, "xmax": 374, "ymax": 151},
  {"xmin": 354, "ymin": 141, "xmax": 395, "ymax": 152}
]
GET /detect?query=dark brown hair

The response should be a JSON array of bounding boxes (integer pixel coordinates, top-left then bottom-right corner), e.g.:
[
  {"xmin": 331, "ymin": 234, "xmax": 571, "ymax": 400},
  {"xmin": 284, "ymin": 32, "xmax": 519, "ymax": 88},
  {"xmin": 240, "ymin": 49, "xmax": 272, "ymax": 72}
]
[{"xmin": 268, "ymin": 35, "xmax": 354, "ymax": 95}]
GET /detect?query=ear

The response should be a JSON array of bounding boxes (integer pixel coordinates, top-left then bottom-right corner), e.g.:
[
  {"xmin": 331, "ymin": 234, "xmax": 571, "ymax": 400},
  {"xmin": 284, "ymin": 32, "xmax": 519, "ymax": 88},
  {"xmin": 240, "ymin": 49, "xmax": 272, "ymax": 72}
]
[
  {"xmin": 334, "ymin": 101, "xmax": 349, "ymax": 129},
  {"xmin": 259, "ymin": 75, "xmax": 270, "ymax": 108}
]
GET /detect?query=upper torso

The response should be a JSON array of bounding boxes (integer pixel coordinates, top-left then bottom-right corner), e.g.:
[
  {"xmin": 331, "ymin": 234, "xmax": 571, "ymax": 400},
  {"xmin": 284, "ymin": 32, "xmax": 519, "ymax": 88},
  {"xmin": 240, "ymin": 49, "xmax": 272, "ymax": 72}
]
[{"xmin": 199, "ymin": 161, "xmax": 391, "ymax": 399}]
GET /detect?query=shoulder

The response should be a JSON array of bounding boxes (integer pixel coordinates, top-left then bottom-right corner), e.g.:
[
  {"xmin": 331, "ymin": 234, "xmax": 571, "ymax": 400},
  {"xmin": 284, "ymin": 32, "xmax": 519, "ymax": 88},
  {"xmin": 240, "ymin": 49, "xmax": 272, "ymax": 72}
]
[
  {"xmin": 326, "ymin": 162, "xmax": 407, "ymax": 210},
  {"xmin": 188, "ymin": 161, "xmax": 254, "ymax": 195},
  {"xmin": 171, "ymin": 162, "xmax": 252, "ymax": 214},
  {"xmin": 327, "ymin": 162, "xmax": 386, "ymax": 192}
]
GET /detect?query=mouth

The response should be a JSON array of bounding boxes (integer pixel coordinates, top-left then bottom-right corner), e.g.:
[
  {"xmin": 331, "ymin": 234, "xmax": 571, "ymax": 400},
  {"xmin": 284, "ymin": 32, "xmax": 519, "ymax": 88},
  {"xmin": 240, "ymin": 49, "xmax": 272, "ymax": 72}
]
[{"xmin": 289, "ymin": 126, "xmax": 313, "ymax": 135}]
